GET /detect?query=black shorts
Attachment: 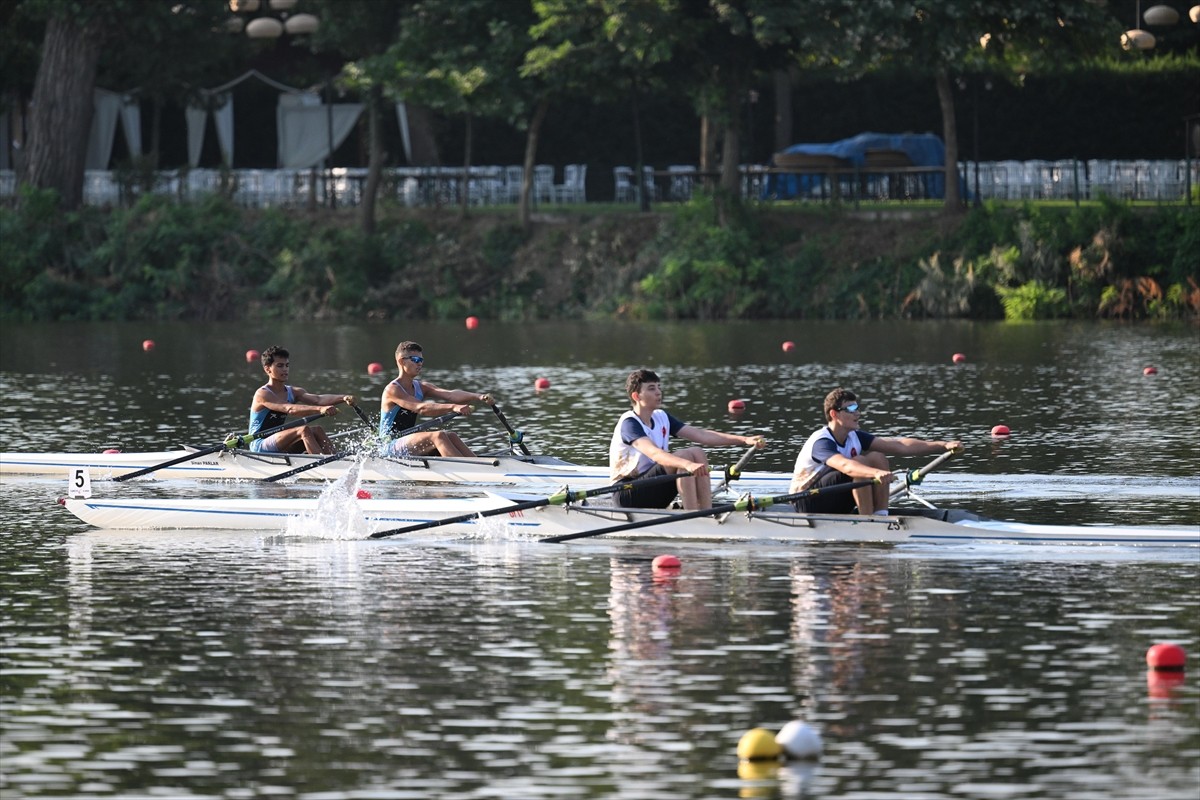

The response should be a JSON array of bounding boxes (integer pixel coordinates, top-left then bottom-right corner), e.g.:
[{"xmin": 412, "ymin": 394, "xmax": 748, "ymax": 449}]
[
  {"xmin": 793, "ymin": 469, "xmax": 857, "ymax": 515},
  {"xmin": 614, "ymin": 464, "xmax": 679, "ymax": 509}
]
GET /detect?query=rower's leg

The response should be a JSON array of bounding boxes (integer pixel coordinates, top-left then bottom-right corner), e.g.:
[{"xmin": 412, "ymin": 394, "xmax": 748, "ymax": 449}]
[
  {"xmin": 673, "ymin": 447, "xmax": 711, "ymax": 510},
  {"xmin": 853, "ymin": 451, "xmax": 891, "ymax": 514},
  {"xmin": 431, "ymin": 431, "xmax": 475, "ymax": 457}
]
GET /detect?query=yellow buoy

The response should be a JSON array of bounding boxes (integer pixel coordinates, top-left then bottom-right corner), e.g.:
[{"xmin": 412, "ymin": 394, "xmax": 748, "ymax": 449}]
[{"xmin": 737, "ymin": 727, "xmax": 782, "ymax": 761}]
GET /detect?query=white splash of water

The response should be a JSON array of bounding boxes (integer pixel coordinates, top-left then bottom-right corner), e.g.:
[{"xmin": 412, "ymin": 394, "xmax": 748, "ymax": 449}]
[{"xmin": 285, "ymin": 461, "xmax": 370, "ymax": 539}]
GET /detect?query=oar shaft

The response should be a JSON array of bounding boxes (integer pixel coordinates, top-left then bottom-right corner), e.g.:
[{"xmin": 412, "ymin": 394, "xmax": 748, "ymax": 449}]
[
  {"xmin": 368, "ymin": 471, "xmax": 682, "ymax": 539},
  {"xmin": 113, "ymin": 412, "xmax": 325, "ymax": 482},
  {"xmin": 715, "ymin": 442, "xmax": 761, "ymax": 492},
  {"xmin": 540, "ymin": 479, "xmax": 876, "ymax": 544},
  {"xmin": 492, "ymin": 405, "xmax": 532, "ymax": 456},
  {"xmin": 890, "ymin": 448, "xmax": 958, "ymax": 497}
]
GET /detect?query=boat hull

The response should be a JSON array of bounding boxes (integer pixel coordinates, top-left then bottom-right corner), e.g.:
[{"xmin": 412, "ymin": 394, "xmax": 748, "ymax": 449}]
[
  {"xmin": 3, "ymin": 449, "xmax": 791, "ymax": 489},
  {"xmin": 58, "ymin": 495, "xmax": 1200, "ymax": 546}
]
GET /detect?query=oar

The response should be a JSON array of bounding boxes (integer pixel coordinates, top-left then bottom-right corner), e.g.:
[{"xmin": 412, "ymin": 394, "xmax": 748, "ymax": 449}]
[
  {"xmin": 349, "ymin": 400, "xmax": 374, "ymax": 430},
  {"xmin": 368, "ymin": 470, "xmax": 682, "ymax": 539},
  {"xmin": 112, "ymin": 412, "xmax": 326, "ymax": 482},
  {"xmin": 713, "ymin": 441, "xmax": 763, "ymax": 494},
  {"xmin": 262, "ymin": 411, "xmax": 462, "ymax": 483},
  {"xmin": 889, "ymin": 447, "xmax": 958, "ymax": 497},
  {"xmin": 539, "ymin": 478, "xmax": 879, "ymax": 544},
  {"xmin": 492, "ymin": 404, "xmax": 532, "ymax": 456}
]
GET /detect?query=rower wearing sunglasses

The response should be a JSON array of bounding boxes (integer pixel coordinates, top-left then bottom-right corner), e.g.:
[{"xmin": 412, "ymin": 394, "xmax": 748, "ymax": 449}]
[
  {"xmin": 379, "ymin": 340, "xmax": 496, "ymax": 457},
  {"xmin": 790, "ymin": 387, "xmax": 960, "ymax": 516}
]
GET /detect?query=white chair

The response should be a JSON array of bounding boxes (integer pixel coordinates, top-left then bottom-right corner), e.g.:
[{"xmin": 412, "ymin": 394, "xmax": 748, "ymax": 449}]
[
  {"xmin": 642, "ymin": 166, "xmax": 658, "ymax": 201},
  {"xmin": 533, "ymin": 164, "xmax": 555, "ymax": 204},
  {"xmin": 613, "ymin": 166, "xmax": 634, "ymax": 202},
  {"xmin": 554, "ymin": 163, "xmax": 587, "ymax": 203},
  {"xmin": 667, "ymin": 165, "xmax": 694, "ymax": 201},
  {"xmin": 1086, "ymin": 159, "xmax": 1116, "ymax": 199},
  {"xmin": 1147, "ymin": 160, "xmax": 1183, "ymax": 200},
  {"xmin": 504, "ymin": 165, "xmax": 523, "ymax": 203}
]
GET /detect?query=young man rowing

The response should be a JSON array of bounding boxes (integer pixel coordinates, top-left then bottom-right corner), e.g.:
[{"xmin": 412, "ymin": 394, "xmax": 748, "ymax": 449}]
[
  {"xmin": 790, "ymin": 387, "xmax": 961, "ymax": 515},
  {"xmin": 248, "ymin": 345, "xmax": 355, "ymax": 454},
  {"xmin": 378, "ymin": 340, "xmax": 495, "ymax": 457},
  {"xmin": 609, "ymin": 368, "xmax": 765, "ymax": 510}
]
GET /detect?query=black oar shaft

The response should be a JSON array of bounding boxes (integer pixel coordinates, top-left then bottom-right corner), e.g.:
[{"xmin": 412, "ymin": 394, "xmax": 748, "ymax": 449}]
[
  {"xmin": 368, "ymin": 471, "xmax": 682, "ymax": 539},
  {"xmin": 113, "ymin": 412, "xmax": 326, "ymax": 482},
  {"xmin": 539, "ymin": 479, "xmax": 877, "ymax": 544},
  {"xmin": 889, "ymin": 448, "xmax": 958, "ymax": 497},
  {"xmin": 715, "ymin": 442, "xmax": 762, "ymax": 493},
  {"xmin": 492, "ymin": 405, "xmax": 531, "ymax": 456}
]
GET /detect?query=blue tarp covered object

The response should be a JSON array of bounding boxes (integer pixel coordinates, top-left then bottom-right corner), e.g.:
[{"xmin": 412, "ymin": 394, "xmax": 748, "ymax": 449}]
[{"xmin": 765, "ymin": 132, "xmax": 947, "ymax": 200}]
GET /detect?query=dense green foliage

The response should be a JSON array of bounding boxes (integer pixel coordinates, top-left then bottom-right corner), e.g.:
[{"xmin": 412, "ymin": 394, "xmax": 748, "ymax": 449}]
[{"xmin": 1, "ymin": 190, "xmax": 1196, "ymax": 323}]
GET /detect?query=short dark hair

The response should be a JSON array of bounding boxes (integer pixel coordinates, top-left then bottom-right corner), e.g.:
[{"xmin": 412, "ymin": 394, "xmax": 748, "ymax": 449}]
[
  {"xmin": 262, "ymin": 345, "xmax": 288, "ymax": 367},
  {"xmin": 395, "ymin": 341, "xmax": 423, "ymax": 358},
  {"xmin": 824, "ymin": 387, "xmax": 857, "ymax": 421},
  {"xmin": 625, "ymin": 369, "xmax": 661, "ymax": 403}
]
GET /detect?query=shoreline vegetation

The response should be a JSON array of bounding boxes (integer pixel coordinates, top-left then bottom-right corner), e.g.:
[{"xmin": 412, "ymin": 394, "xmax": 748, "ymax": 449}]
[{"xmin": 2, "ymin": 188, "xmax": 1197, "ymax": 324}]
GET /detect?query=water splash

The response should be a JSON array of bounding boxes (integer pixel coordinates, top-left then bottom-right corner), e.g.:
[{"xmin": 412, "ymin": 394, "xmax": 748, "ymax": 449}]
[{"xmin": 285, "ymin": 461, "xmax": 369, "ymax": 539}]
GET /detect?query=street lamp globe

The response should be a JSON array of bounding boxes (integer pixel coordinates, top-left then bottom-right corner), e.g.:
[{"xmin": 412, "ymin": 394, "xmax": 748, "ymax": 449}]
[
  {"xmin": 1143, "ymin": 5, "xmax": 1180, "ymax": 25},
  {"xmin": 245, "ymin": 17, "xmax": 284, "ymax": 38}
]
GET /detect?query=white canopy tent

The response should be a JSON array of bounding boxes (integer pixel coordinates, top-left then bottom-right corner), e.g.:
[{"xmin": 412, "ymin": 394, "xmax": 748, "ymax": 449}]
[
  {"xmin": 184, "ymin": 70, "xmax": 364, "ymax": 169},
  {"xmin": 86, "ymin": 88, "xmax": 143, "ymax": 170}
]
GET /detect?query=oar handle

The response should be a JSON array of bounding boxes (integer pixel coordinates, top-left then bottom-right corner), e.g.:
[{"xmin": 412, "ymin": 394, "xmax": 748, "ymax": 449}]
[
  {"xmin": 890, "ymin": 447, "xmax": 958, "ymax": 496},
  {"xmin": 112, "ymin": 412, "xmax": 326, "ymax": 482},
  {"xmin": 369, "ymin": 470, "xmax": 682, "ymax": 539},
  {"xmin": 539, "ymin": 478, "xmax": 878, "ymax": 544},
  {"xmin": 492, "ymin": 404, "xmax": 531, "ymax": 456},
  {"xmin": 715, "ymin": 440, "xmax": 763, "ymax": 492}
]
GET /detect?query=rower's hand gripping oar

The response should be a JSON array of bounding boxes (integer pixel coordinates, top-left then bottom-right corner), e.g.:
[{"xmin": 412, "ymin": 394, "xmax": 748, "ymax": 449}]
[
  {"xmin": 888, "ymin": 446, "xmax": 959, "ymax": 498},
  {"xmin": 713, "ymin": 439, "xmax": 765, "ymax": 494},
  {"xmin": 368, "ymin": 470, "xmax": 682, "ymax": 539},
  {"xmin": 262, "ymin": 410, "xmax": 462, "ymax": 483},
  {"xmin": 492, "ymin": 404, "xmax": 531, "ymax": 456},
  {"xmin": 112, "ymin": 412, "xmax": 326, "ymax": 482},
  {"xmin": 539, "ymin": 477, "xmax": 880, "ymax": 544}
]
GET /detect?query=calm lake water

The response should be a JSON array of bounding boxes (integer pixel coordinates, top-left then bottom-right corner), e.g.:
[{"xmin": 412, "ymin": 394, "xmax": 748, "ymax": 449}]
[{"xmin": 2, "ymin": 320, "xmax": 1198, "ymax": 799}]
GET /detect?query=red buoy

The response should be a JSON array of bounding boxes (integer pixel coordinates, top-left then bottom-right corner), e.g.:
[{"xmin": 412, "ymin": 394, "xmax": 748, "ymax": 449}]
[
  {"xmin": 991, "ymin": 424, "xmax": 1011, "ymax": 437},
  {"xmin": 652, "ymin": 554, "xmax": 681, "ymax": 570},
  {"xmin": 245, "ymin": 349, "xmax": 260, "ymax": 363},
  {"xmin": 534, "ymin": 377, "xmax": 551, "ymax": 391},
  {"xmin": 356, "ymin": 489, "xmax": 373, "ymax": 500},
  {"xmin": 142, "ymin": 339, "xmax": 155, "ymax": 352},
  {"xmin": 781, "ymin": 341, "xmax": 796, "ymax": 353},
  {"xmin": 103, "ymin": 448, "xmax": 121, "ymax": 454},
  {"xmin": 728, "ymin": 399, "xmax": 746, "ymax": 412},
  {"xmin": 367, "ymin": 362, "xmax": 384, "ymax": 374},
  {"xmin": 1143, "ymin": 366, "xmax": 1158, "ymax": 376},
  {"xmin": 952, "ymin": 353, "xmax": 967, "ymax": 364},
  {"xmin": 1146, "ymin": 642, "xmax": 1186, "ymax": 671},
  {"xmin": 465, "ymin": 316, "xmax": 480, "ymax": 330}
]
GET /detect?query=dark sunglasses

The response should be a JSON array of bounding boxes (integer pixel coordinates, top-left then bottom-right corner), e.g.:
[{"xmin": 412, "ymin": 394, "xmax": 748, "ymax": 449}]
[{"xmin": 402, "ymin": 355, "xmax": 425, "ymax": 364}]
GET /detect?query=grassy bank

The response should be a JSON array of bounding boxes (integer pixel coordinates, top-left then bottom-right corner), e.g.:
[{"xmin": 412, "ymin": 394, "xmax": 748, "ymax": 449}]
[{"xmin": 2, "ymin": 188, "xmax": 1196, "ymax": 323}]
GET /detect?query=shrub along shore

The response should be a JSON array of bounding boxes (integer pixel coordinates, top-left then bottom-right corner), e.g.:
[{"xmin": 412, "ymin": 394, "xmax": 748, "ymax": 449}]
[{"xmin": 2, "ymin": 189, "xmax": 1196, "ymax": 323}]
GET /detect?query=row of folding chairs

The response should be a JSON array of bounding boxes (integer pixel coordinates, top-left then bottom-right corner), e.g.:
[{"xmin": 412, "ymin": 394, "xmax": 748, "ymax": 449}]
[{"xmin": 963, "ymin": 160, "xmax": 1195, "ymax": 201}]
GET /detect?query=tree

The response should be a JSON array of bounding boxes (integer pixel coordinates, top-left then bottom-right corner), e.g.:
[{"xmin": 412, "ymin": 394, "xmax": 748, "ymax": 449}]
[{"xmin": 799, "ymin": 0, "xmax": 1118, "ymax": 212}]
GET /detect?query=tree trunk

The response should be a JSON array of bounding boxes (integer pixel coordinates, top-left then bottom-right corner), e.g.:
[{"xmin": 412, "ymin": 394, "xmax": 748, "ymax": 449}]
[
  {"xmin": 360, "ymin": 88, "xmax": 383, "ymax": 236},
  {"xmin": 772, "ymin": 68, "xmax": 793, "ymax": 154},
  {"xmin": 935, "ymin": 69, "xmax": 962, "ymax": 212},
  {"xmin": 519, "ymin": 97, "xmax": 549, "ymax": 232},
  {"xmin": 21, "ymin": 15, "xmax": 104, "ymax": 210},
  {"xmin": 460, "ymin": 112, "xmax": 472, "ymax": 219},
  {"xmin": 407, "ymin": 103, "xmax": 441, "ymax": 166}
]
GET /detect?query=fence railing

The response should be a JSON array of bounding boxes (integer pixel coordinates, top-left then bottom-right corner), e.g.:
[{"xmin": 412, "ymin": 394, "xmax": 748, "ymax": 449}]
[{"xmin": 0, "ymin": 159, "xmax": 1193, "ymax": 209}]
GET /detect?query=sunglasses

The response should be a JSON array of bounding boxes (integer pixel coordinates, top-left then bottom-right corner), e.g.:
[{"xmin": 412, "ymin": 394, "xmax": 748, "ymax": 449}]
[
  {"xmin": 836, "ymin": 402, "xmax": 860, "ymax": 413},
  {"xmin": 402, "ymin": 355, "xmax": 425, "ymax": 365}
]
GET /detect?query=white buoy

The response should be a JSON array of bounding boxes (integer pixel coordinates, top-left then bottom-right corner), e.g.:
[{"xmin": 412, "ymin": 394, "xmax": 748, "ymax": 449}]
[{"xmin": 776, "ymin": 720, "xmax": 823, "ymax": 759}]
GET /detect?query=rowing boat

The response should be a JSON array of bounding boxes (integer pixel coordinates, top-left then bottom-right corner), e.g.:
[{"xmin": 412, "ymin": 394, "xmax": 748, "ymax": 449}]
[
  {"xmin": 0, "ymin": 448, "xmax": 792, "ymax": 488},
  {"xmin": 57, "ymin": 493, "xmax": 1200, "ymax": 546}
]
